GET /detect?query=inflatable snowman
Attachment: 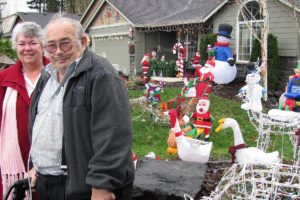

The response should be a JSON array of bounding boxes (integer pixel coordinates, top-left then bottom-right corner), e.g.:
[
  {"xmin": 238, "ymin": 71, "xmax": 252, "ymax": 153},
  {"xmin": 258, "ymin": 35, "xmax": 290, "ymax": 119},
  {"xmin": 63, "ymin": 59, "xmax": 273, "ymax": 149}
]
[{"xmin": 211, "ymin": 23, "xmax": 237, "ymax": 84}]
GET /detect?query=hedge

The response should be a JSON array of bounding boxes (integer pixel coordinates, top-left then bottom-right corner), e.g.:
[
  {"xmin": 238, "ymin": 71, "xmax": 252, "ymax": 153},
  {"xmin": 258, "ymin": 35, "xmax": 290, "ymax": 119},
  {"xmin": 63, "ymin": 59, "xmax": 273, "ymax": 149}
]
[
  {"xmin": 250, "ymin": 33, "xmax": 279, "ymax": 90},
  {"xmin": 199, "ymin": 33, "xmax": 217, "ymax": 65}
]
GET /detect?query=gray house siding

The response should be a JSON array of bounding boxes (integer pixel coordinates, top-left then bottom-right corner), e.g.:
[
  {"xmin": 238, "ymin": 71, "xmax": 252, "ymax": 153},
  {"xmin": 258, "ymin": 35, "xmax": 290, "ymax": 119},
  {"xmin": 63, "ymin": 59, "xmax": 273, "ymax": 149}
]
[
  {"xmin": 211, "ymin": 1, "xmax": 299, "ymax": 58},
  {"xmin": 134, "ymin": 31, "xmax": 146, "ymax": 75},
  {"xmin": 212, "ymin": 3, "xmax": 238, "ymax": 53},
  {"xmin": 268, "ymin": 1, "xmax": 298, "ymax": 57},
  {"xmin": 88, "ymin": 24, "xmax": 131, "ymax": 74}
]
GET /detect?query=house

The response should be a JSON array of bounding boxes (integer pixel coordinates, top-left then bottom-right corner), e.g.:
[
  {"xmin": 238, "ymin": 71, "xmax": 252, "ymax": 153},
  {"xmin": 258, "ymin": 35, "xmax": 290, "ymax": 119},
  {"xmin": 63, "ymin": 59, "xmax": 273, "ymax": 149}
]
[
  {"xmin": 0, "ymin": 54, "xmax": 15, "ymax": 69},
  {"xmin": 81, "ymin": 0, "xmax": 300, "ymax": 86},
  {"xmin": 211, "ymin": 0, "xmax": 300, "ymax": 87},
  {"xmin": 80, "ymin": 0, "xmax": 227, "ymax": 76},
  {"xmin": 1, "ymin": 12, "xmax": 81, "ymax": 37}
]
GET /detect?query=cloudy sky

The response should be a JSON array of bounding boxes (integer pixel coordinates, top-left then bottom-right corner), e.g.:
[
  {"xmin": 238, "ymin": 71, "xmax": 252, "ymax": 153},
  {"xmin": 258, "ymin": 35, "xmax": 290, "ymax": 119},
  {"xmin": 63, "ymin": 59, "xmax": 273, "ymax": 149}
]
[{"xmin": 1, "ymin": 0, "xmax": 36, "ymax": 17}]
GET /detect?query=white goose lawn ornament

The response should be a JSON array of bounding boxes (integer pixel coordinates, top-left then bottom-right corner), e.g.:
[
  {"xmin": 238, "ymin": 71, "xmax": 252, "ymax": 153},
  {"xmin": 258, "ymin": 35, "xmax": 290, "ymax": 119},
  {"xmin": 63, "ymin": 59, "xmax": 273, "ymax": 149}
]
[
  {"xmin": 165, "ymin": 109, "xmax": 212, "ymax": 163},
  {"xmin": 215, "ymin": 118, "xmax": 280, "ymax": 164}
]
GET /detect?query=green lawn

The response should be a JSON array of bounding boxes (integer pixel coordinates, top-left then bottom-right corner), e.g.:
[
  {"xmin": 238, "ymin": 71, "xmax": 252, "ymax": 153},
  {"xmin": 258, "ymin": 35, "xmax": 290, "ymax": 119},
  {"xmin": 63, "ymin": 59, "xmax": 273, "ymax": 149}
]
[{"xmin": 128, "ymin": 86, "xmax": 295, "ymax": 161}]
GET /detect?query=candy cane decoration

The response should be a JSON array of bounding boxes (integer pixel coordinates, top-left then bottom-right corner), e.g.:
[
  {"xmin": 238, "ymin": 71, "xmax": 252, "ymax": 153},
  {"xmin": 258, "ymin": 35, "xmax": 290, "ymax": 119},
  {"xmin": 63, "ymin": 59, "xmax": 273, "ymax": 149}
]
[
  {"xmin": 159, "ymin": 80, "xmax": 165, "ymax": 93},
  {"xmin": 172, "ymin": 42, "xmax": 184, "ymax": 54},
  {"xmin": 173, "ymin": 43, "xmax": 184, "ymax": 78}
]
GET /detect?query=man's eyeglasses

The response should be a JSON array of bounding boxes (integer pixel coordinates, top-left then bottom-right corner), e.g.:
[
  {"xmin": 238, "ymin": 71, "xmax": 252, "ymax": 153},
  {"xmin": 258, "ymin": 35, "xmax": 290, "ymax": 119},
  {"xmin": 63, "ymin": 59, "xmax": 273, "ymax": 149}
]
[{"xmin": 45, "ymin": 40, "xmax": 75, "ymax": 53}]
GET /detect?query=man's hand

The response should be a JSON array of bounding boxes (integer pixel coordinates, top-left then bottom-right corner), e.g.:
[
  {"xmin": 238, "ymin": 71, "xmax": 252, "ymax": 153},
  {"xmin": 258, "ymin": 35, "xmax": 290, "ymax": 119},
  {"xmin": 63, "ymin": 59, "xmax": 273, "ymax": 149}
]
[
  {"xmin": 27, "ymin": 168, "xmax": 37, "ymax": 189},
  {"xmin": 92, "ymin": 188, "xmax": 115, "ymax": 200}
]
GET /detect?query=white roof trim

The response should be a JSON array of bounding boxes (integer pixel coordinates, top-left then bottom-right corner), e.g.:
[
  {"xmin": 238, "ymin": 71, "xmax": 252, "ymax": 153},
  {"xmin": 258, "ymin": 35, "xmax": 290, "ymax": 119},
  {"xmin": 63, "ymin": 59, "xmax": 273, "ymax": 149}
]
[
  {"xmin": 89, "ymin": 22, "xmax": 131, "ymax": 30},
  {"xmin": 278, "ymin": 0, "xmax": 300, "ymax": 12},
  {"xmin": 203, "ymin": 0, "xmax": 229, "ymax": 22},
  {"xmin": 92, "ymin": 31, "xmax": 128, "ymax": 38},
  {"xmin": 82, "ymin": 0, "xmax": 105, "ymax": 31},
  {"xmin": 82, "ymin": 0, "xmax": 134, "ymax": 32},
  {"xmin": 80, "ymin": 0, "xmax": 95, "ymax": 22}
]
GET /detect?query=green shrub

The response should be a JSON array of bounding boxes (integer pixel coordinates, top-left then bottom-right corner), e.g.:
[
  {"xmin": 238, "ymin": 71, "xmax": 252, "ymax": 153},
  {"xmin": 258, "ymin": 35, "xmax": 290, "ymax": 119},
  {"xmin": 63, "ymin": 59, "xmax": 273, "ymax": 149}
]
[
  {"xmin": 0, "ymin": 38, "xmax": 17, "ymax": 59},
  {"xmin": 250, "ymin": 33, "xmax": 279, "ymax": 90},
  {"xmin": 148, "ymin": 59, "xmax": 177, "ymax": 77},
  {"xmin": 199, "ymin": 34, "xmax": 217, "ymax": 65}
]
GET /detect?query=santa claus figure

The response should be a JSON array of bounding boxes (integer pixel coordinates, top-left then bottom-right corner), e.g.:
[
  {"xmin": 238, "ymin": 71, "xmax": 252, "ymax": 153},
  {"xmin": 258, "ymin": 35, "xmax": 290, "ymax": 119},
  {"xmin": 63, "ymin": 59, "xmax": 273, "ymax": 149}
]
[
  {"xmin": 151, "ymin": 49, "xmax": 157, "ymax": 60},
  {"xmin": 141, "ymin": 52, "xmax": 150, "ymax": 83},
  {"xmin": 192, "ymin": 50, "xmax": 201, "ymax": 67},
  {"xmin": 192, "ymin": 97, "xmax": 212, "ymax": 141},
  {"xmin": 195, "ymin": 60, "xmax": 215, "ymax": 97},
  {"xmin": 211, "ymin": 23, "xmax": 237, "ymax": 84}
]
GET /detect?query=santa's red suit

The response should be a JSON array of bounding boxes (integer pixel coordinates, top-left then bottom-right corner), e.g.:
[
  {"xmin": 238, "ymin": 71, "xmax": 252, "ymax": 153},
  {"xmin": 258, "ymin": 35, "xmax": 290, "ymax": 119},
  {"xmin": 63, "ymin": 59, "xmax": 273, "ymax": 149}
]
[
  {"xmin": 192, "ymin": 111, "xmax": 212, "ymax": 136},
  {"xmin": 195, "ymin": 66, "xmax": 214, "ymax": 97},
  {"xmin": 141, "ymin": 53, "xmax": 150, "ymax": 82}
]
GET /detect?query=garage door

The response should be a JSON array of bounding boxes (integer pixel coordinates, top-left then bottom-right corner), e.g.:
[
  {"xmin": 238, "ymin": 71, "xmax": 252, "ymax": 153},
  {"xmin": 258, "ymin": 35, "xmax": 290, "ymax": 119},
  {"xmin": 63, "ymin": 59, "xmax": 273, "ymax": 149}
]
[{"xmin": 93, "ymin": 35, "xmax": 130, "ymax": 74}]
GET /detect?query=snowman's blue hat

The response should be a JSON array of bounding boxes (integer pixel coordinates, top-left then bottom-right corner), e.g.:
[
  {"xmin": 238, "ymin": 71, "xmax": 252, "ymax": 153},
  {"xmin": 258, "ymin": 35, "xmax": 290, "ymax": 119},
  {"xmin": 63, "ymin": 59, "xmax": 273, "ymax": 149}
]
[{"xmin": 217, "ymin": 23, "xmax": 233, "ymax": 38}]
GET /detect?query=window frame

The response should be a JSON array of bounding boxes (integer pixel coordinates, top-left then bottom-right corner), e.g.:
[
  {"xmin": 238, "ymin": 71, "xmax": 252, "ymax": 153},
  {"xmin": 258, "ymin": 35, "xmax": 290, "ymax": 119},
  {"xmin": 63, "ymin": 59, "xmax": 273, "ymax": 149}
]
[{"xmin": 236, "ymin": 0, "xmax": 263, "ymax": 63}]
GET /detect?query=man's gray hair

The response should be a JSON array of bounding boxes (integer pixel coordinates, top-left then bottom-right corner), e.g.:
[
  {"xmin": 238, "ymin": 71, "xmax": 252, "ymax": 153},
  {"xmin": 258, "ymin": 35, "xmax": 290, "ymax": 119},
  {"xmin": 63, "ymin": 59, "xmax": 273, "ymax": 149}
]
[
  {"xmin": 11, "ymin": 21, "xmax": 44, "ymax": 50},
  {"xmin": 44, "ymin": 14, "xmax": 84, "ymax": 47}
]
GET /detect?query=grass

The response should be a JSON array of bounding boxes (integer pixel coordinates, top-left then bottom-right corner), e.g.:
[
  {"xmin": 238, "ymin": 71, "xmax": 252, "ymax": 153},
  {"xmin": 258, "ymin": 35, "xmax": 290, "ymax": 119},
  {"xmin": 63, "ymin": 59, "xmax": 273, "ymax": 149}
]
[{"xmin": 128, "ymin": 86, "xmax": 295, "ymax": 161}]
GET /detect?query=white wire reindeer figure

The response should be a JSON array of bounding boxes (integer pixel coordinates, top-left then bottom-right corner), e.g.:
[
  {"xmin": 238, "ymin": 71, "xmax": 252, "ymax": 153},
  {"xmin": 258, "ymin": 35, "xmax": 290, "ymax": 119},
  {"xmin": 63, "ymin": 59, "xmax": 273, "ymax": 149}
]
[
  {"xmin": 237, "ymin": 59, "xmax": 300, "ymax": 165},
  {"xmin": 201, "ymin": 162, "xmax": 300, "ymax": 200}
]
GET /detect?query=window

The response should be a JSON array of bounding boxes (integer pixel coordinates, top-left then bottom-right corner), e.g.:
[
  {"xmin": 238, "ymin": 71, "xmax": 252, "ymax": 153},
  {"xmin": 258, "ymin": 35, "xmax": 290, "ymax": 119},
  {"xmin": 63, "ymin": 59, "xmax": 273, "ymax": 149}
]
[
  {"xmin": 179, "ymin": 30, "xmax": 198, "ymax": 60},
  {"xmin": 237, "ymin": 0, "xmax": 263, "ymax": 62}
]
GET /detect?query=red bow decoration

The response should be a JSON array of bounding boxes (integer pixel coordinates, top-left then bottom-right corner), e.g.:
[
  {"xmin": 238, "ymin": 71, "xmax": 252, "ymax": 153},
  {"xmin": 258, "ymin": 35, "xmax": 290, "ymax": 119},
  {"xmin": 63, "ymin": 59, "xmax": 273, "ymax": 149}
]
[{"xmin": 228, "ymin": 143, "xmax": 247, "ymax": 163}]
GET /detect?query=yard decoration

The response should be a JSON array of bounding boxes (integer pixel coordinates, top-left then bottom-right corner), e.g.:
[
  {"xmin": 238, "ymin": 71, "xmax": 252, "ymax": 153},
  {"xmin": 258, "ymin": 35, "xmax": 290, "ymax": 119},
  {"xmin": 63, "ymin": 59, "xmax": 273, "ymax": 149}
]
[
  {"xmin": 165, "ymin": 109, "xmax": 212, "ymax": 163},
  {"xmin": 181, "ymin": 67, "xmax": 197, "ymax": 98},
  {"xmin": 282, "ymin": 60, "xmax": 300, "ymax": 112},
  {"xmin": 215, "ymin": 118, "xmax": 280, "ymax": 164},
  {"xmin": 172, "ymin": 42, "xmax": 186, "ymax": 78},
  {"xmin": 190, "ymin": 96, "xmax": 213, "ymax": 141},
  {"xmin": 151, "ymin": 48, "xmax": 157, "ymax": 60},
  {"xmin": 238, "ymin": 60, "xmax": 265, "ymax": 113},
  {"xmin": 141, "ymin": 52, "xmax": 150, "ymax": 83},
  {"xmin": 203, "ymin": 163, "xmax": 300, "ymax": 199},
  {"xmin": 195, "ymin": 59, "xmax": 215, "ymax": 98},
  {"xmin": 206, "ymin": 44, "xmax": 215, "ymax": 61},
  {"xmin": 132, "ymin": 151, "xmax": 137, "ymax": 169},
  {"xmin": 267, "ymin": 109, "xmax": 300, "ymax": 123},
  {"xmin": 144, "ymin": 79, "xmax": 161, "ymax": 107},
  {"xmin": 211, "ymin": 23, "xmax": 237, "ymax": 84},
  {"xmin": 192, "ymin": 50, "xmax": 200, "ymax": 67}
]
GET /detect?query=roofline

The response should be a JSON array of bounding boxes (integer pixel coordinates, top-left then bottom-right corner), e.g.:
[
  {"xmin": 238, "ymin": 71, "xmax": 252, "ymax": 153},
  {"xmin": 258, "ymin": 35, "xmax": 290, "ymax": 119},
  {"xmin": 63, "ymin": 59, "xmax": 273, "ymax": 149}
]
[
  {"xmin": 203, "ymin": 0, "xmax": 229, "ymax": 22},
  {"xmin": 277, "ymin": 0, "xmax": 300, "ymax": 12},
  {"xmin": 134, "ymin": 20, "xmax": 203, "ymax": 28},
  {"xmin": 4, "ymin": 13, "xmax": 18, "ymax": 35},
  {"xmin": 80, "ymin": 0, "xmax": 96, "ymax": 22},
  {"xmin": 81, "ymin": 0, "xmax": 134, "ymax": 32}
]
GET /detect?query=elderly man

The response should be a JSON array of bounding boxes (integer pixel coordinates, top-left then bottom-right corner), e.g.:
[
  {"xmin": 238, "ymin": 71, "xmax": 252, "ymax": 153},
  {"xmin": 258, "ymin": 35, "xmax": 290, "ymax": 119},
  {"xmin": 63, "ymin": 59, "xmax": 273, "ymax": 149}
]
[{"xmin": 28, "ymin": 15, "xmax": 134, "ymax": 200}]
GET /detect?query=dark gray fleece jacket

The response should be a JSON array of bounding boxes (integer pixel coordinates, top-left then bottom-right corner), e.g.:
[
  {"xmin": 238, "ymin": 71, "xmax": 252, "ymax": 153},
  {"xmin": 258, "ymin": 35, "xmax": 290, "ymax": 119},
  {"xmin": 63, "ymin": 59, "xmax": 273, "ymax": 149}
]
[{"xmin": 29, "ymin": 49, "xmax": 134, "ymax": 199}]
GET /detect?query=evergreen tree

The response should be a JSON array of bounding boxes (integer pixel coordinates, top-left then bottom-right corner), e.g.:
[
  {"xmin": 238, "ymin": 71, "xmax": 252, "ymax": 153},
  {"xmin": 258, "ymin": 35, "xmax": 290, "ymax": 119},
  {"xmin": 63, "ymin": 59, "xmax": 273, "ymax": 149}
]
[
  {"xmin": 64, "ymin": 0, "xmax": 92, "ymax": 14},
  {"xmin": 27, "ymin": 0, "xmax": 45, "ymax": 13},
  {"xmin": 46, "ymin": 0, "xmax": 60, "ymax": 12}
]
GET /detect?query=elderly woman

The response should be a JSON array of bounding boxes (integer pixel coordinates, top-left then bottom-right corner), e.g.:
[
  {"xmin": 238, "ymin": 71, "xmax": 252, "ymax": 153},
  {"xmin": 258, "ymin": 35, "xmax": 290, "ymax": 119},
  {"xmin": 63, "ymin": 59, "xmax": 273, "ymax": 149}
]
[{"xmin": 0, "ymin": 22, "xmax": 49, "ymax": 198}]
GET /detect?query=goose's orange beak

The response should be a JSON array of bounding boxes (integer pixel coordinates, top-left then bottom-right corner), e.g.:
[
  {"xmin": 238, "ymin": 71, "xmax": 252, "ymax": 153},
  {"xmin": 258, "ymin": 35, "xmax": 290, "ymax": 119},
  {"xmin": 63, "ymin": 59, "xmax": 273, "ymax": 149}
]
[{"xmin": 215, "ymin": 118, "xmax": 225, "ymax": 133}]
